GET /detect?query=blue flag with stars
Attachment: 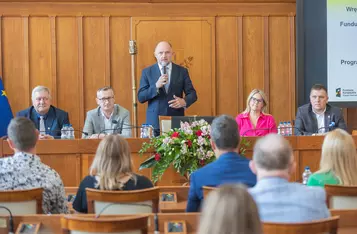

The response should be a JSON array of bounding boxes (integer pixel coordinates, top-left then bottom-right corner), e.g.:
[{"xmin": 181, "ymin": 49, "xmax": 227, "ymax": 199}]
[{"xmin": 0, "ymin": 77, "xmax": 13, "ymax": 137}]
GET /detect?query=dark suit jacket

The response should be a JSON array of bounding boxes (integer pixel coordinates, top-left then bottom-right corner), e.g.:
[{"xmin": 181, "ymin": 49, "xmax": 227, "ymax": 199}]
[
  {"xmin": 137, "ymin": 63, "xmax": 197, "ymax": 132},
  {"xmin": 17, "ymin": 105, "xmax": 70, "ymax": 138},
  {"xmin": 186, "ymin": 152, "xmax": 257, "ymax": 212},
  {"xmin": 295, "ymin": 103, "xmax": 347, "ymax": 136}
]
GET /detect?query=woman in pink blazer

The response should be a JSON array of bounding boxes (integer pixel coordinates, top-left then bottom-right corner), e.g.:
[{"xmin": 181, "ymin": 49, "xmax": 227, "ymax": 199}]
[{"xmin": 236, "ymin": 89, "xmax": 277, "ymax": 136}]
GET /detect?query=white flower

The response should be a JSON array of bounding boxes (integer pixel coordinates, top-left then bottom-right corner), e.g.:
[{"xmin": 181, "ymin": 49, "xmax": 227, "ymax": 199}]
[
  {"xmin": 163, "ymin": 137, "xmax": 173, "ymax": 145},
  {"xmin": 197, "ymin": 136, "xmax": 206, "ymax": 146}
]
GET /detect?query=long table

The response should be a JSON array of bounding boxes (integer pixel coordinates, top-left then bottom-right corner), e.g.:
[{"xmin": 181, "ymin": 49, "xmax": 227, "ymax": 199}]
[{"xmin": 0, "ymin": 136, "xmax": 328, "ymax": 186}]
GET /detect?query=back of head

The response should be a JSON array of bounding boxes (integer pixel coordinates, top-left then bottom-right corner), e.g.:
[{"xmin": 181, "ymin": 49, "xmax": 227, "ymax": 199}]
[
  {"xmin": 319, "ymin": 129, "xmax": 357, "ymax": 185},
  {"xmin": 198, "ymin": 184, "xmax": 262, "ymax": 234},
  {"xmin": 7, "ymin": 117, "xmax": 37, "ymax": 152},
  {"xmin": 211, "ymin": 115, "xmax": 240, "ymax": 150},
  {"xmin": 253, "ymin": 134, "xmax": 293, "ymax": 171},
  {"xmin": 90, "ymin": 135, "xmax": 134, "ymax": 190}
]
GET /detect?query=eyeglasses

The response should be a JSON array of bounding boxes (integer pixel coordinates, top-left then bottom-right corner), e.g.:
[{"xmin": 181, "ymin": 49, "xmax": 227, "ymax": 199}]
[
  {"xmin": 35, "ymin": 97, "xmax": 49, "ymax": 102},
  {"xmin": 97, "ymin": 96, "xmax": 114, "ymax": 102},
  {"xmin": 251, "ymin": 97, "xmax": 263, "ymax": 104}
]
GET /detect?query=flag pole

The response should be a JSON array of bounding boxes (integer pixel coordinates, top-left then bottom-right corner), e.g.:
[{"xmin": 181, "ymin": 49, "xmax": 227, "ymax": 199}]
[{"xmin": 129, "ymin": 40, "xmax": 138, "ymax": 137}]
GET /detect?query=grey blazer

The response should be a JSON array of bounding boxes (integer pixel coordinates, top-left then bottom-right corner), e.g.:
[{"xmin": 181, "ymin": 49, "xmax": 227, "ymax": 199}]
[
  {"xmin": 295, "ymin": 103, "xmax": 347, "ymax": 136},
  {"xmin": 82, "ymin": 104, "xmax": 131, "ymax": 138}
]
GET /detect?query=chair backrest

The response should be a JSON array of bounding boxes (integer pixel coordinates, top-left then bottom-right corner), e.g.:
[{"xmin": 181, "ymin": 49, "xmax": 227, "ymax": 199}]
[
  {"xmin": 86, "ymin": 187, "xmax": 159, "ymax": 215},
  {"xmin": 159, "ymin": 116, "xmax": 172, "ymax": 133},
  {"xmin": 325, "ymin": 184, "xmax": 357, "ymax": 209},
  {"xmin": 263, "ymin": 216, "xmax": 340, "ymax": 234},
  {"xmin": 0, "ymin": 188, "xmax": 43, "ymax": 215},
  {"xmin": 202, "ymin": 186, "xmax": 215, "ymax": 199},
  {"xmin": 61, "ymin": 214, "xmax": 149, "ymax": 234}
]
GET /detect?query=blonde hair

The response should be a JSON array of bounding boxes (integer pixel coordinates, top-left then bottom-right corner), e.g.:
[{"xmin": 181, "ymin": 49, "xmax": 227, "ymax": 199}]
[
  {"xmin": 317, "ymin": 129, "xmax": 357, "ymax": 185},
  {"xmin": 90, "ymin": 135, "xmax": 136, "ymax": 190},
  {"xmin": 243, "ymin": 89, "xmax": 268, "ymax": 114},
  {"xmin": 198, "ymin": 184, "xmax": 262, "ymax": 234}
]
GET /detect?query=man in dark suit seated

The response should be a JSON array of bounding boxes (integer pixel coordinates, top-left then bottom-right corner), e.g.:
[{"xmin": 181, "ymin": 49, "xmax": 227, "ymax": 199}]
[
  {"xmin": 17, "ymin": 86, "xmax": 70, "ymax": 139},
  {"xmin": 138, "ymin": 41, "xmax": 197, "ymax": 136},
  {"xmin": 295, "ymin": 84, "xmax": 347, "ymax": 135},
  {"xmin": 186, "ymin": 115, "xmax": 257, "ymax": 212}
]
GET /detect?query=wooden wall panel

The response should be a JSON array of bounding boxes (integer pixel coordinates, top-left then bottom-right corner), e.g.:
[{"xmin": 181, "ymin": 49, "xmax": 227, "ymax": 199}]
[
  {"xmin": 29, "ymin": 17, "xmax": 52, "ymax": 97},
  {"xmin": 56, "ymin": 17, "xmax": 81, "ymax": 134},
  {"xmin": 110, "ymin": 17, "xmax": 132, "ymax": 116},
  {"xmin": 269, "ymin": 16, "xmax": 291, "ymax": 123},
  {"xmin": 133, "ymin": 17, "xmax": 216, "ymax": 127},
  {"xmin": 242, "ymin": 17, "xmax": 264, "ymax": 103},
  {"xmin": 216, "ymin": 17, "xmax": 239, "ymax": 117},
  {"xmin": 83, "ymin": 17, "xmax": 107, "ymax": 112},
  {"xmin": 2, "ymin": 17, "xmax": 29, "ymax": 113}
]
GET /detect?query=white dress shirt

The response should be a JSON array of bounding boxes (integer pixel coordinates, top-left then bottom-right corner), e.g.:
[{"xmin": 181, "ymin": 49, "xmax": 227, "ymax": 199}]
[
  {"xmin": 313, "ymin": 108, "xmax": 326, "ymax": 133},
  {"xmin": 101, "ymin": 110, "xmax": 114, "ymax": 134},
  {"xmin": 158, "ymin": 62, "xmax": 172, "ymax": 92}
]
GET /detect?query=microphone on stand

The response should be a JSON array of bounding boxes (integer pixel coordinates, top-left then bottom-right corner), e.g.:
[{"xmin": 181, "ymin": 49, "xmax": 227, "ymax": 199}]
[
  {"xmin": 315, "ymin": 122, "xmax": 336, "ymax": 134},
  {"xmin": 0, "ymin": 206, "xmax": 14, "ymax": 234},
  {"xmin": 47, "ymin": 129, "xmax": 89, "ymax": 138}
]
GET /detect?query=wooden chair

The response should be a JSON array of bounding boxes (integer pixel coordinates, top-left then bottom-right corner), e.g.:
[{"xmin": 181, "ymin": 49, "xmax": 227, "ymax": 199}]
[
  {"xmin": 86, "ymin": 187, "xmax": 159, "ymax": 215},
  {"xmin": 61, "ymin": 214, "xmax": 149, "ymax": 234},
  {"xmin": 0, "ymin": 188, "xmax": 43, "ymax": 215},
  {"xmin": 263, "ymin": 216, "xmax": 340, "ymax": 234},
  {"xmin": 202, "ymin": 186, "xmax": 216, "ymax": 199},
  {"xmin": 330, "ymin": 209, "xmax": 357, "ymax": 229},
  {"xmin": 325, "ymin": 184, "xmax": 357, "ymax": 209},
  {"xmin": 159, "ymin": 116, "xmax": 172, "ymax": 133}
]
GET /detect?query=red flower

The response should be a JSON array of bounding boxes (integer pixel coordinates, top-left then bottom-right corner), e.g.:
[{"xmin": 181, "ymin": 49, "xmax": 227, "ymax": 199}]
[
  {"xmin": 199, "ymin": 159, "xmax": 205, "ymax": 166},
  {"xmin": 154, "ymin": 153, "xmax": 161, "ymax": 161},
  {"xmin": 196, "ymin": 130, "xmax": 203, "ymax": 136},
  {"xmin": 206, "ymin": 135, "xmax": 211, "ymax": 139},
  {"xmin": 171, "ymin": 132, "xmax": 180, "ymax": 138},
  {"xmin": 186, "ymin": 140, "xmax": 192, "ymax": 147}
]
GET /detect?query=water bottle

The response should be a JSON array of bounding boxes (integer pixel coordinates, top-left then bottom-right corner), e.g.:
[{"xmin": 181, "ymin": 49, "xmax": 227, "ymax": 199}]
[
  {"xmin": 287, "ymin": 121, "xmax": 292, "ymax": 136},
  {"xmin": 278, "ymin": 122, "xmax": 282, "ymax": 135},
  {"xmin": 302, "ymin": 166, "xmax": 312, "ymax": 185},
  {"xmin": 140, "ymin": 124, "xmax": 148, "ymax": 138},
  {"xmin": 68, "ymin": 124, "xmax": 75, "ymax": 139},
  {"xmin": 61, "ymin": 124, "xmax": 68, "ymax": 139},
  {"xmin": 280, "ymin": 122, "xmax": 285, "ymax": 136}
]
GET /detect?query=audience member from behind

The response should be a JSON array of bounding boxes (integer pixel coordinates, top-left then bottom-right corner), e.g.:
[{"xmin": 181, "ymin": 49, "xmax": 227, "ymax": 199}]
[
  {"xmin": 249, "ymin": 134, "xmax": 330, "ymax": 222},
  {"xmin": 73, "ymin": 135, "xmax": 153, "ymax": 213},
  {"xmin": 236, "ymin": 89, "xmax": 277, "ymax": 136},
  {"xmin": 198, "ymin": 184, "xmax": 262, "ymax": 234},
  {"xmin": 308, "ymin": 129, "xmax": 357, "ymax": 187},
  {"xmin": 0, "ymin": 117, "xmax": 68, "ymax": 214},
  {"xmin": 186, "ymin": 115, "xmax": 257, "ymax": 212}
]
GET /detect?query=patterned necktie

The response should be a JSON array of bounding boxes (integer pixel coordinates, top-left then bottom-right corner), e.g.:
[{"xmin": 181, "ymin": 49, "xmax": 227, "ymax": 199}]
[{"xmin": 39, "ymin": 116, "xmax": 46, "ymax": 134}]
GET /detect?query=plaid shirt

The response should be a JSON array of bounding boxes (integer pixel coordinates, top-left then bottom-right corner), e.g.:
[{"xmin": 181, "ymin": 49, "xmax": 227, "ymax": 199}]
[{"xmin": 0, "ymin": 152, "xmax": 68, "ymax": 214}]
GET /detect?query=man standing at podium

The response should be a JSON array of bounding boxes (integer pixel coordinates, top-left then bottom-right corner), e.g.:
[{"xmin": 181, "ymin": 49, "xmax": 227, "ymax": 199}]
[
  {"xmin": 295, "ymin": 84, "xmax": 347, "ymax": 135},
  {"xmin": 138, "ymin": 41, "xmax": 198, "ymax": 136}
]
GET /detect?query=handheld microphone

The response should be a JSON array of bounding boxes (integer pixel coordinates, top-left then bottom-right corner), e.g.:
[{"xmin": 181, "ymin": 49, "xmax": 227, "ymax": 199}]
[
  {"xmin": 48, "ymin": 129, "xmax": 89, "ymax": 136},
  {"xmin": 0, "ymin": 205, "xmax": 14, "ymax": 234}
]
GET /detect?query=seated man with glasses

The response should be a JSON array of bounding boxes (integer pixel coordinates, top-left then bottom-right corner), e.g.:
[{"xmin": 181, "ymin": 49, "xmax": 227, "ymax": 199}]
[
  {"xmin": 17, "ymin": 85, "xmax": 70, "ymax": 139},
  {"xmin": 82, "ymin": 86, "xmax": 131, "ymax": 139}
]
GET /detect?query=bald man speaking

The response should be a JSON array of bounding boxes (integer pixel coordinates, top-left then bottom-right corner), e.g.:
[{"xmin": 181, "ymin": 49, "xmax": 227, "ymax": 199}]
[{"xmin": 138, "ymin": 41, "xmax": 198, "ymax": 136}]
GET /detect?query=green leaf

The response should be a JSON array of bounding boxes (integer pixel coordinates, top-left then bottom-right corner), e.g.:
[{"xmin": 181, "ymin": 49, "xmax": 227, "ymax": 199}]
[{"xmin": 139, "ymin": 155, "xmax": 157, "ymax": 170}]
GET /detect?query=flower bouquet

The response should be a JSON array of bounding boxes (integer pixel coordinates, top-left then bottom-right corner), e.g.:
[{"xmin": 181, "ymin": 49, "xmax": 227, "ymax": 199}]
[{"xmin": 139, "ymin": 119, "xmax": 215, "ymax": 183}]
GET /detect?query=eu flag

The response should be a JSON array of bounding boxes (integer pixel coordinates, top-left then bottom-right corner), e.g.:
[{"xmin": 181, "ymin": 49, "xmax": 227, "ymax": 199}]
[{"xmin": 0, "ymin": 77, "xmax": 13, "ymax": 137}]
